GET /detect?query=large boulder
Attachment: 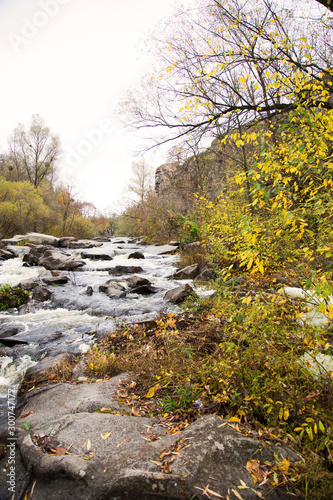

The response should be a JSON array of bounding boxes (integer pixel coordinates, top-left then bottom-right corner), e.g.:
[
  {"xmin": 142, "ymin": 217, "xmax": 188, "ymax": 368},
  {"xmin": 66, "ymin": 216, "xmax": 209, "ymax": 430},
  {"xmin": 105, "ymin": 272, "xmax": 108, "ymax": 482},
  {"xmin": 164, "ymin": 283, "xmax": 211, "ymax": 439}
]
[
  {"xmin": 164, "ymin": 283, "xmax": 194, "ymax": 303},
  {"xmin": 1, "ymin": 233, "xmax": 59, "ymax": 247},
  {"xmin": 173, "ymin": 263, "xmax": 200, "ymax": 280},
  {"xmin": 4, "ymin": 375, "xmax": 301, "ymax": 500},
  {"xmin": 23, "ymin": 246, "xmax": 85, "ymax": 271}
]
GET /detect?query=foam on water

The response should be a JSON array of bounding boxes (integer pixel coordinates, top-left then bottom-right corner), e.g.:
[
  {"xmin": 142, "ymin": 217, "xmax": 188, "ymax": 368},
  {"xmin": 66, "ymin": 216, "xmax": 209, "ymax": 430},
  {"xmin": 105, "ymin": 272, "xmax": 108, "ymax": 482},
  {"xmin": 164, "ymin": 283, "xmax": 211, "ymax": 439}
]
[
  {"xmin": 0, "ymin": 355, "xmax": 36, "ymax": 389},
  {"xmin": 0, "ymin": 257, "xmax": 45, "ymax": 286}
]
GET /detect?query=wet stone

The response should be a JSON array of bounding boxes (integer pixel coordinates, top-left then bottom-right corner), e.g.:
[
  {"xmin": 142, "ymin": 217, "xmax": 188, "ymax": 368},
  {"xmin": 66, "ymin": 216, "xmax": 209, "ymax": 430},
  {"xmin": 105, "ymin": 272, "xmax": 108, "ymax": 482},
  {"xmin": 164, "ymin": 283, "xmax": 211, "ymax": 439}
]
[
  {"xmin": 32, "ymin": 286, "xmax": 52, "ymax": 302},
  {"xmin": 108, "ymin": 265, "xmax": 143, "ymax": 275},
  {"xmin": 128, "ymin": 251, "xmax": 145, "ymax": 259}
]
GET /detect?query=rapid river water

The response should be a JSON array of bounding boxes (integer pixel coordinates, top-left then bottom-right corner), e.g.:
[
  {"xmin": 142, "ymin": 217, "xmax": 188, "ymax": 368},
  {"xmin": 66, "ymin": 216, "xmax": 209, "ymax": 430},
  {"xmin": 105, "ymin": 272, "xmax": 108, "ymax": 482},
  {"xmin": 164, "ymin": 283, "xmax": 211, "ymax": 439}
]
[{"xmin": 0, "ymin": 238, "xmax": 211, "ymax": 431}]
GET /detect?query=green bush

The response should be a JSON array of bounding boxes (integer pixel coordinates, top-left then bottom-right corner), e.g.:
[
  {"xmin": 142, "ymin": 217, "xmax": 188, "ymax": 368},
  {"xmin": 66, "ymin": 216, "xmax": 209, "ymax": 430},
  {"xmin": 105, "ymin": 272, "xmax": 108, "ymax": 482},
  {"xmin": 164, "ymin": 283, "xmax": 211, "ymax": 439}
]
[{"xmin": 0, "ymin": 284, "xmax": 30, "ymax": 310}]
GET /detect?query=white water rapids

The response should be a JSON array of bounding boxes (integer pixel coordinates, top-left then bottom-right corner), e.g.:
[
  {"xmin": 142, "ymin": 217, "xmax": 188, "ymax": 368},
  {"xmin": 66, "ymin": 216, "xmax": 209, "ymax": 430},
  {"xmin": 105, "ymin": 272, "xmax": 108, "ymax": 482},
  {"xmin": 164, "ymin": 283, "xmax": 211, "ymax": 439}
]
[{"xmin": 0, "ymin": 238, "xmax": 212, "ymax": 429}]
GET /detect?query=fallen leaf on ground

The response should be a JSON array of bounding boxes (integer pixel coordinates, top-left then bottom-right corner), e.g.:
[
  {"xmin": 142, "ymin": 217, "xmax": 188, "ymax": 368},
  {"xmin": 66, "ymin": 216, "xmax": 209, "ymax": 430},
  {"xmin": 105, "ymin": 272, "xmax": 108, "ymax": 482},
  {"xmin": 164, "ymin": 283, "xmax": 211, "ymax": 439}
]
[
  {"xmin": 101, "ymin": 432, "xmax": 111, "ymax": 440},
  {"xmin": 246, "ymin": 459, "xmax": 261, "ymax": 484},
  {"xmin": 145, "ymin": 383, "xmax": 160, "ymax": 398},
  {"xmin": 18, "ymin": 411, "xmax": 36, "ymax": 419},
  {"xmin": 231, "ymin": 488, "xmax": 244, "ymax": 500},
  {"xmin": 195, "ymin": 484, "xmax": 223, "ymax": 498},
  {"xmin": 51, "ymin": 446, "xmax": 70, "ymax": 456}
]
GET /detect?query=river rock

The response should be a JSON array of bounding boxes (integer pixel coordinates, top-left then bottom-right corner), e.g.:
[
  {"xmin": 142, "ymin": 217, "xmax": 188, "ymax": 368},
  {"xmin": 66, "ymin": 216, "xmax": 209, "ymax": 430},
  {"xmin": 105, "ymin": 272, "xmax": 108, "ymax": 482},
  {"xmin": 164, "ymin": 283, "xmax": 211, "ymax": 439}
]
[
  {"xmin": 129, "ymin": 284, "xmax": 157, "ymax": 295},
  {"xmin": 194, "ymin": 264, "xmax": 215, "ymax": 283},
  {"xmin": 0, "ymin": 337, "xmax": 29, "ymax": 347},
  {"xmin": 128, "ymin": 251, "xmax": 145, "ymax": 259},
  {"xmin": 108, "ymin": 265, "xmax": 143, "ymax": 275},
  {"xmin": 32, "ymin": 285, "xmax": 52, "ymax": 302},
  {"xmin": 164, "ymin": 283, "xmax": 194, "ymax": 303},
  {"xmin": 174, "ymin": 263, "xmax": 200, "ymax": 280},
  {"xmin": 66, "ymin": 240, "xmax": 103, "ymax": 249},
  {"xmin": 145, "ymin": 244, "xmax": 178, "ymax": 255},
  {"xmin": 1, "ymin": 233, "xmax": 59, "ymax": 247},
  {"xmin": 23, "ymin": 245, "xmax": 85, "ymax": 271},
  {"xmin": 58, "ymin": 237, "xmax": 77, "ymax": 247},
  {"xmin": 0, "ymin": 248, "xmax": 16, "ymax": 260},
  {"xmin": 126, "ymin": 276, "xmax": 151, "ymax": 288},
  {"xmin": 41, "ymin": 271, "xmax": 70, "ymax": 286},
  {"xmin": 99, "ymin": 283, "xmax": 127, "ymax": 299},
  {"xmin": 0, "ymin": 324, "xmax": 23, "ymax": 338},
  {"xmin": 22, "ymin": 353, "xmax": 71, "ymax": 382},
  {"xmin": 19, "ymin": 277, "xmax": 42, "ymax": 290},
  {"xmin": 81, "ymin": 250, "xmax": 114, "ymax": 260},
  {"xmin": 8, "ymin": 375, "xmax": 301, "ymax": 500}
]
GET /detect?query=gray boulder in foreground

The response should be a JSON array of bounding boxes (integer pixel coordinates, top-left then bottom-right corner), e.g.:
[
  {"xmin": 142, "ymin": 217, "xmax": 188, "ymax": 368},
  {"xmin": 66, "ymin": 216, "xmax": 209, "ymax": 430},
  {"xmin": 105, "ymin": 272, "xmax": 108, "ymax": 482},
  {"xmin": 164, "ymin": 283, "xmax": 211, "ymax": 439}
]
[{"xmin": 0, "ymin": 374, "xmax": 301, "ymax": 499}]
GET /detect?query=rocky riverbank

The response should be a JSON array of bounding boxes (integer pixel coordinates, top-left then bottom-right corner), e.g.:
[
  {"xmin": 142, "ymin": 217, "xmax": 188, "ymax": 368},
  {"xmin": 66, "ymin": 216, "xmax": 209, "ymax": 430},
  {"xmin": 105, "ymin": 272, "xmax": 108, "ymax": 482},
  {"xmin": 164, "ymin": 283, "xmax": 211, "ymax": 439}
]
[
  {"xmin": 0, "ymin": 233, "xmax": 329, "ymax": 499},
  {"xmin": 0, "ymin": 372, "xmax": 301, "ymax": 500}
]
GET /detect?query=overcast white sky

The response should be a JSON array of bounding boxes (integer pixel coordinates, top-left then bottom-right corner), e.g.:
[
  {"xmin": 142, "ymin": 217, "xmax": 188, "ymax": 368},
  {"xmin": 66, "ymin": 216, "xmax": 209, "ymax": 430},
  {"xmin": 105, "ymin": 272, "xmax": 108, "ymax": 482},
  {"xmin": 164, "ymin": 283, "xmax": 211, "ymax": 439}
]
[{"xmin": 0, "ymin": 0, "xmax": 192, "ymax": 213}]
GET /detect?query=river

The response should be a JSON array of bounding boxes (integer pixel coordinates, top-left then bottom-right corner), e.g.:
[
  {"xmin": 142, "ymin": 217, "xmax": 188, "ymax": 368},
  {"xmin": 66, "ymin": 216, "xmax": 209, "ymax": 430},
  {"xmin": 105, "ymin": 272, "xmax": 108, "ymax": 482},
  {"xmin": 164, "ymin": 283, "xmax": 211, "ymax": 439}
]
[{"xmin": 0, "ymin": 237, "xmax": 210, "ymax": 431}]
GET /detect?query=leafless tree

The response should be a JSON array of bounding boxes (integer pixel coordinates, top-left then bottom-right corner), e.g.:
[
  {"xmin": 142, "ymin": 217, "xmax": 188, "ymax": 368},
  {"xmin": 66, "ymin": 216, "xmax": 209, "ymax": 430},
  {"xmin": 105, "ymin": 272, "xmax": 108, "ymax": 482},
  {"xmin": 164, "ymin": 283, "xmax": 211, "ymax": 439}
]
[{"xmin": 7, "ymin": 114, "xmax": 61, "ymax": 187}]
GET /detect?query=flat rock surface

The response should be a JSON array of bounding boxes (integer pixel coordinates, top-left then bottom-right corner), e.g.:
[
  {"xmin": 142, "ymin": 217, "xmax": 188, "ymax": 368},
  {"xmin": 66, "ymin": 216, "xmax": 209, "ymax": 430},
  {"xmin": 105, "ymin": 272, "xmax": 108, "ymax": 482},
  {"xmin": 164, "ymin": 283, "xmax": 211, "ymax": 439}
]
[
  {"xmin": 0, "ymin": 374, "xmax": 302, "ymax": 500},
  {"xmin": 145, "ymin": 244, "xmax": 178, "ymax": 255}
]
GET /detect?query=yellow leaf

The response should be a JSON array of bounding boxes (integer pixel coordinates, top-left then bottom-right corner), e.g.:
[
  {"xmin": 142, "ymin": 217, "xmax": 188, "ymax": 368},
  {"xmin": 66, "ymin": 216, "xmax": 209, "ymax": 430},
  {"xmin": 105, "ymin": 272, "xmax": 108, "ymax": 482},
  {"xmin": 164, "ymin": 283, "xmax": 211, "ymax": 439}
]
[
  {"xmin": 283, "ymin": 408, "xmax": 289, "ymax": 421},
  {"xmin": 247, "ymin": 258, "xmax": 254, "ymax": 270},
  {"xmin": 145, "ymin": 383, "xmax": 160, "ymax": 398},
  {"xmin": 279, "ymin": 458, "xmax": 290, "ymax": 473},
  {"xmin": 231, "ymin": 488, "xmax": 244, "ymax": 500},
  {"xmin": 242, "ymin": 296, "xmax": 252, "ymax": 305},
  {"xmin": 246, "ymin": 459, "xmax": 260, "ymax": 484},
  {"xmin": 86, "ymin": 439, "xmax": 92, "ymax": 451},
  {"xmin": 101, "ymin": 432, "xmax": 111, "ymax": 440},
  {"xmin": 229, "ymin": 416, "xmax": 241, "ymax": 422},
  {"xmin": 306, "ymin": 426, "xmax": 314, "ymax": 441}
]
